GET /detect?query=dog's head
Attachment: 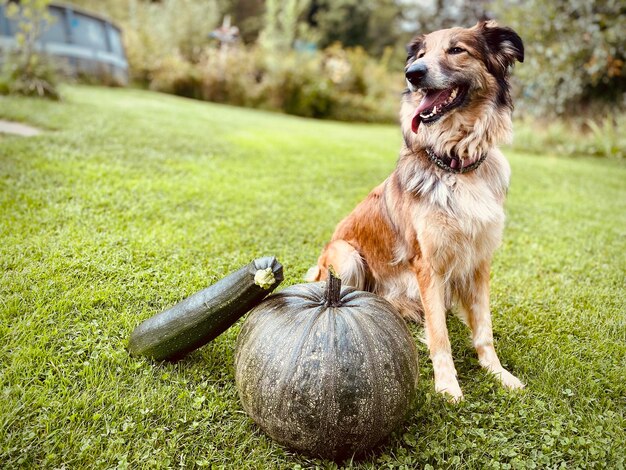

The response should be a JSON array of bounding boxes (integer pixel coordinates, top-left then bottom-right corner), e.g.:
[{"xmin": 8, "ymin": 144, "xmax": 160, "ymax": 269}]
[{"xmin": 402, "ymin": 21, "xmax": 523, "ymax": 159}]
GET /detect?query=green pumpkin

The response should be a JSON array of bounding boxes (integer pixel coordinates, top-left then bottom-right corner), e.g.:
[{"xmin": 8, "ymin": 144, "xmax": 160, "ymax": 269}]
[{"xmin": 234, "ymin": 271, "xmax": 418, "ymax": 459}]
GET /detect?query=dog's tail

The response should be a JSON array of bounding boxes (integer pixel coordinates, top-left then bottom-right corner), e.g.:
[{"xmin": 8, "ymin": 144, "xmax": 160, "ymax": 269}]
[
  {"xmin": 305, "ymin": 240, "xmax": 369, "ymax": 291},
  {"xmin": 305, "ymin": 264, "xmax": 323, "ymax": 282}
]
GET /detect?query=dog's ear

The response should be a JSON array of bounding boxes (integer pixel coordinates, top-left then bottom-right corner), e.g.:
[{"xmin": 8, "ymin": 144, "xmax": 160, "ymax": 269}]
[
  {"xmin": 406, "ymin": 34, "xmax": 425, "ymax": 62},
  {"xmin": 478, "ymin": 20, "xmax": 524, "ymax": 77}
]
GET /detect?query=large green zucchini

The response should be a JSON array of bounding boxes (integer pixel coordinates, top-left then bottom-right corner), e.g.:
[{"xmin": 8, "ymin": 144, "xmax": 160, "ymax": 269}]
[{"xmin": 128, "ymin": 256, "xmax": 283, "ymax": 361}]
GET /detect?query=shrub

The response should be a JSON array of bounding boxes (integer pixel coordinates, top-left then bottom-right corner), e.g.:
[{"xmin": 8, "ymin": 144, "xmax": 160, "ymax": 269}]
[
  {"xmin": 510, "ymin": 114, "xmax": 626, "ymax": 159},
  {"xmin": 197, "ymin": 47, "xmax": 263, "ymax": 108},
  {"xmin": 257, "ymin": 51, "xmax": 337, "ymax": 118},
  {"xmin": 145, "ymin": 43, "xmax": 403, "ymax": 123},
  {"xmin": 149, "ymin": 54, "xmax": 202, "ymax": 100},
  {"xmin": 104, "ymin": 0, "xmax": 219, "ymax": 84},
  {"xmin": 0, "ymin": 0, "xmax": 60, "ymax": 100},
  {"xmin": 494, "ymin": 0, "xmax": 625, "ymax": 117},
  {"xmin": 0, "ymin": 51, "xmax": 60, "ymax": 99},
  {"xmin": 585, "ymin": 116, "xmax": 626, "ymax": 159}
]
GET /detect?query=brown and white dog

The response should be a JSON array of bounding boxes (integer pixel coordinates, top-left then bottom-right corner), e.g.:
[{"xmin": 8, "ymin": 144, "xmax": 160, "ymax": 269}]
[{"xmin": 307, "ymin": 21, "xmax": 525, "ymax": 401}]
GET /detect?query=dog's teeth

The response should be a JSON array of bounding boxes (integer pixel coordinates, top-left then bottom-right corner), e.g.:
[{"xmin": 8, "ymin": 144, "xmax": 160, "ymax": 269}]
[{"xmin": 433, "ymin": 106, "xmax": 438, "ymax": 114}]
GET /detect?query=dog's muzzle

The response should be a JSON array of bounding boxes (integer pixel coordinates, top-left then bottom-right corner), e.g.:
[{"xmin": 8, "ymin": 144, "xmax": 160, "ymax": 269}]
[{"xmin": 406, "ymin": 62, "xmax": 428, "ymax": 87}]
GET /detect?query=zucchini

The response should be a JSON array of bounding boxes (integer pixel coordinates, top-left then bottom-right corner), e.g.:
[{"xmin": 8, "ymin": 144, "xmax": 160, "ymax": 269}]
[{"xmin": 128, "ymin": 256, "xmax": 283, "ymax": 361}]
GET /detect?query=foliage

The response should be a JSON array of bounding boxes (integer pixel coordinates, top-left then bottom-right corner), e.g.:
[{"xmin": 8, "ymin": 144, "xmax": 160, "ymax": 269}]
[
  {"xmin": 0, "ymin": 86, "xmax": 625, "ymax": 467},
  {"xmin": 510, "ymin": 114, "xmax": 626, "ymax": 159},
  {"xmin": 223, "ymin": 0, "xmax": 264, "ymax": 44},
  {"xmin": 0, "ymin": 0, "xmax": 60, "ymax": 99},
  {"xmin": 585, "ymin": 115, "xmax": 626, "ymax": 159},
  {"xmin": 70, "ymin": 0, "xmax": 221, "ymax": 83},
  {"xmin": 493, "ymin": 0, "xmax": 626, "ymax": 116},
  {"xmin": 69, "ymin": 0, "xmax": 401, "ymax": 121},
  {"xmin": 0, "ymin": 49, "xmax": 60, "ymax": 99},
  {"xmin": 399, "ymin": 0, "xmax": 491, "ymax": 35},
  {"xmin": 14, "ymin": 0, "xmax": 625, "ymax": 148},
  {"xmin": 148, "ymin": 44, "xmax": 402, "ymax": 122},
  {"xmin": 66, "ymin": 0, "xmax": 625, "ymax": 121},
  {"xmin": 308, "ymin": 0, "xmax": 404, "ymax": 56},
  {"xmin": 258, "ymin": 0, "xmax": 309, "ymax": 51}
]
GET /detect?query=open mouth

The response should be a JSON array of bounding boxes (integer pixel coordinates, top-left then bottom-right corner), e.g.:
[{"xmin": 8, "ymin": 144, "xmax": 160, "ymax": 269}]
[{"xmin": 411, "ymin": 85, "xmax": 469, "ymax": 133}]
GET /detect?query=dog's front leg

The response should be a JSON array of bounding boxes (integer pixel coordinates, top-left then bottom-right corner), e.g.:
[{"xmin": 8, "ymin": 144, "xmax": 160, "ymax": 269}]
[
  {"xmin": 415, "ymin": 263, "xmax": 463, "ymax": 402},
  {"xmin": 461, "ymin": 261, "xmax": 525, "ymax": 390}
]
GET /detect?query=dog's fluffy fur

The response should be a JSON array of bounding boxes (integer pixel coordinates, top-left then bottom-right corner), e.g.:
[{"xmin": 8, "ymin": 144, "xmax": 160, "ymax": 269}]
[{"xmin": 307, "ymin": 21, "xmax": 525, "ymax": 401}]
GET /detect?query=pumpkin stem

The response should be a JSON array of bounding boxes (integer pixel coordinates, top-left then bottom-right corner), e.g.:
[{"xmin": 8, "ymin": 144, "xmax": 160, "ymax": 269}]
[{"xmin": 324, "ymin": 266, "xmax": 342, "ymax": 307}]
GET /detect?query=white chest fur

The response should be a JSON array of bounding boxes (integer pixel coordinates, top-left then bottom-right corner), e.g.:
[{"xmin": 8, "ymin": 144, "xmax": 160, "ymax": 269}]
[{"xmin": 406, "ymin": 153, "xmax": 510, "ymax": 281}]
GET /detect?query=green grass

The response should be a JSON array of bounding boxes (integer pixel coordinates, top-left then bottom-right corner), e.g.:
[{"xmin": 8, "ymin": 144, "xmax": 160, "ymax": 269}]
[{"xmin": 1, "ymin": 86, "xmax": 624, "ymax": 469}]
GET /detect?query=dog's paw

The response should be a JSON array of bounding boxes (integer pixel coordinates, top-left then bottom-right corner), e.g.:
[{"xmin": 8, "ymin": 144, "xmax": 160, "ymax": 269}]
[
  {"xmin": 495, "ymin": 369, "xmax": 525, "ymax": 390},
  {"xmin": 435, "ymin": 377, "xmax": 464, "ymax": 403}
]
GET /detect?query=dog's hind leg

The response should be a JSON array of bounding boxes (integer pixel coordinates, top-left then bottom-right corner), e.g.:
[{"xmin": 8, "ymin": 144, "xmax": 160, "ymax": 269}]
[
  {"xmin": 305, "ymin": 240, "xmax": 369, "ymax": 290},
  {"xmin": 459, "ymin": 261, "xmax": 525, "ymax": 390}
]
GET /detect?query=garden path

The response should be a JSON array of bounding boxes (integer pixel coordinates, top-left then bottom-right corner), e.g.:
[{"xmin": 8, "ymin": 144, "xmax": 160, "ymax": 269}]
[{"xmin": 0, "ymin": 119, "xmax": 41, "ymax": 136}]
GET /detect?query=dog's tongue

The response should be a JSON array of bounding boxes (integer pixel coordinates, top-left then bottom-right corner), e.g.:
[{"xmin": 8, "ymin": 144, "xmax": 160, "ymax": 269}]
[{"xmin": 411, "ymin": 89, "xmax": 448, "ymax": 133}]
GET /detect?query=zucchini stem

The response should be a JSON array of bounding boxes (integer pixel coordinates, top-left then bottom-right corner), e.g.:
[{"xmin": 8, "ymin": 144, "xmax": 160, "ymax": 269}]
[{"xmin": 254, "ymin": 267, "xmax": 275, "ymax": 290}]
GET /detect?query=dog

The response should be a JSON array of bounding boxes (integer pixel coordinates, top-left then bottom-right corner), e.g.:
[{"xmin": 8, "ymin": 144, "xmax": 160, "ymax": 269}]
[{"xmin": 306, "ymin": 21, "xmax": 525, "ymax": 401}]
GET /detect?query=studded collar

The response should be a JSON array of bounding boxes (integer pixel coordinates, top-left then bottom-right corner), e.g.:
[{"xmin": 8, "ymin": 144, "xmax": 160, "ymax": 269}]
[{"xmin": 425, "ymin": 147, "xmax": 488, "ymax": 174}]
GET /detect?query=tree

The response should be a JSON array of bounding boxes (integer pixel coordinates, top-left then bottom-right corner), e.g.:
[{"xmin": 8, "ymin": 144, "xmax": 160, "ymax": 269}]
[
  {"xmin": 399, "ymin": 0, "xmax": 492, "ymax": 34},
  {"xmin": 492, "ymin": 0, "xmax": 626, "ymax": 115},
  {"xmin": 258, "ymin": 0, "xmax": 310, "ymax": 51},
  {"xmin": 224, "ymin": 0, "xmax": 264, "ymax": 44},
  {"xmin": 307, "ymin": 0, "xmax": 404, "ymax": 56}
]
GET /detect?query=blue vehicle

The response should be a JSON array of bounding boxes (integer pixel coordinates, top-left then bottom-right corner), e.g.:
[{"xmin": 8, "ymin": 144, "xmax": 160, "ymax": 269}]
[{"xmin": 0, "ymin": 2, "xmax": 128, "ymax": 85}]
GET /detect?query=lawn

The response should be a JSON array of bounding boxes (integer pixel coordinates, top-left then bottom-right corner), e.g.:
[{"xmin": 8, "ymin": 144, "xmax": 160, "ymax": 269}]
[{"xmin": 0, "ymin": 86, "xmax": 624, "ymax": 469}]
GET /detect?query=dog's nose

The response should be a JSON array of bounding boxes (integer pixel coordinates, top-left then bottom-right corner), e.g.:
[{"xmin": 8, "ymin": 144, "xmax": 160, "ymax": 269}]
[{"xmin": 405, "ymin": 62, "xmax": 428, "ymax": 85}]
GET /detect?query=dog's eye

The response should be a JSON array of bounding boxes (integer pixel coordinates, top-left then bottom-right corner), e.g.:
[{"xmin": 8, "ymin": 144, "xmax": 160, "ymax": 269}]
[
  {"xmin": 448, "ymin": 47, "xmax": 466, "ymax": 55},
  {"xmin": 417, "ymin": 51, "xmax": 425, "ymax": 59}
]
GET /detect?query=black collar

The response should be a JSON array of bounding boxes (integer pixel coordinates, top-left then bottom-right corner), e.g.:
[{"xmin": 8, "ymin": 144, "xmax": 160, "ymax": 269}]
[{"xmin": 425, "ymin": 148, "xmax": 487, "ymax": 174}]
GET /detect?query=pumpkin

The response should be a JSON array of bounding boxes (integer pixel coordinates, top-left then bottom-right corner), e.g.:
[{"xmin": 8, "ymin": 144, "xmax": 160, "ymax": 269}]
[
  {"xmin": 234, "ymin": 270, "xmax": 418, "ymax": 459},
  {"xmin": 128, "ymin": 256, "xmax": 283, "ymax": 361}
]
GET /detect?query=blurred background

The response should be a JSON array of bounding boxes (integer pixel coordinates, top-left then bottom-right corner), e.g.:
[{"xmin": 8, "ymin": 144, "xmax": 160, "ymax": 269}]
[{"xmin": 1, "ymin": 0, "xmax": 624, "ymax": 158}]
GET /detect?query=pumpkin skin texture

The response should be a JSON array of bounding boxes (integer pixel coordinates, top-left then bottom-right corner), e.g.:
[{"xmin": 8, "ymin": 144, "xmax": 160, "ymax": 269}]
[{"xmin": 234, "ymin": 274, "xmax": 418, "ymax": 459}]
